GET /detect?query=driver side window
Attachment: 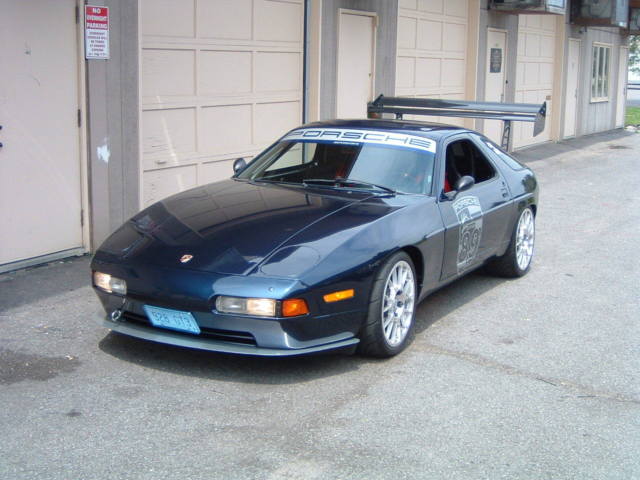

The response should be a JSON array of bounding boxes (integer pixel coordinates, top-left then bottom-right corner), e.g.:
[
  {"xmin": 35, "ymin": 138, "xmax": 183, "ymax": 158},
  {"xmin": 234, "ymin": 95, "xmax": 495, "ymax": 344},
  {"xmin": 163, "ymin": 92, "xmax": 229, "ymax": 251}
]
[{"xmin": 444, "ymin": 139, "xmax": 496, "ymax": 192}]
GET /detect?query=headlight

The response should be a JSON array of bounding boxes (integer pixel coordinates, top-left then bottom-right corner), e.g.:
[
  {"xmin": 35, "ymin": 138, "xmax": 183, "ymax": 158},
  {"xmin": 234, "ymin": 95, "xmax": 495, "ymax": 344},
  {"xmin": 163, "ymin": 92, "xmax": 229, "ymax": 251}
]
[
  {"xmin": 215, "ymin": 296, "xmax": 309, "ymax": 317},
  {"xmin": 93, "ymin": 271, "xmax": 127, "ymax": 295},
  {"xmin": 216, "ymin": 296, "xmax": 276, "ymax": 317}
]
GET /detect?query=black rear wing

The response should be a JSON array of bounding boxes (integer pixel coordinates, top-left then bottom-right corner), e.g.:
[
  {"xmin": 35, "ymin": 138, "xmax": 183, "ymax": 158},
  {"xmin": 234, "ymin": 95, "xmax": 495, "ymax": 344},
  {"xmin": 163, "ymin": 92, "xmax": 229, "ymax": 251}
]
[{"xmin": 367, "ymin": 95, "xmax": 546, "ymax": 150}]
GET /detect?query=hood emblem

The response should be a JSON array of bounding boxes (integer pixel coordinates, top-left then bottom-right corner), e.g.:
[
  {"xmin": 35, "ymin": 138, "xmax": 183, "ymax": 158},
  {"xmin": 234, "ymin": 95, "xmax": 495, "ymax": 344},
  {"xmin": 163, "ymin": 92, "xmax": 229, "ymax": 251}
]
[{"xmin": 180, "ymin": 254, "xmax": 194, "ymax": 264}]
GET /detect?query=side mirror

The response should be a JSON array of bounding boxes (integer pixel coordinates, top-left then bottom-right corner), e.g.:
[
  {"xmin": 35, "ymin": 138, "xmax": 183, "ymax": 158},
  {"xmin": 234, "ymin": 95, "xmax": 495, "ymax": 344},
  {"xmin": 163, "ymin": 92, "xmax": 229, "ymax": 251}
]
[
  {"xmin": 455, "ymin": 175, "xmax": 475, "ymax": 193},
  {"xmin": 233, "ymin": 157, "xmax": 247, "ymax": 174}
]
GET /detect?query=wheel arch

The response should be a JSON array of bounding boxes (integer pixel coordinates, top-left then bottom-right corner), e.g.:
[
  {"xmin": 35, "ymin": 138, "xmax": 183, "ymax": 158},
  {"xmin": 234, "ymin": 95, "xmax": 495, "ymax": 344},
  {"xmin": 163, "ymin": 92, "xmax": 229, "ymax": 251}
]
[{"xmin": 400, "ymin": 245, "xmax": 424, "ymax": 295}]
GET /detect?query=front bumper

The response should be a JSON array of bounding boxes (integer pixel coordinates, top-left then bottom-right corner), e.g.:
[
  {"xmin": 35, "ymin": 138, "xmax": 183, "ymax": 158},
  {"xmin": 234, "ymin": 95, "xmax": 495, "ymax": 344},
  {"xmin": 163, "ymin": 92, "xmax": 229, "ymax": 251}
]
[
  {"xmin": 102, "ymin": 315, "xmax": 359, "ymax": 356},
  {"xmin": 92, "ymin": 261, "xmax": 368, "ymax": 356}
]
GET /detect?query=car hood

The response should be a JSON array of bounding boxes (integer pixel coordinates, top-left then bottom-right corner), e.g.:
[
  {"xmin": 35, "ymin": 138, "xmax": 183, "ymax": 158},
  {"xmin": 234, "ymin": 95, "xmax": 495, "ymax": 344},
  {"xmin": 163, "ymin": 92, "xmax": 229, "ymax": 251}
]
[{"xmin": 94, "ymin": 179, "xmax": 394, "ymax": 275}]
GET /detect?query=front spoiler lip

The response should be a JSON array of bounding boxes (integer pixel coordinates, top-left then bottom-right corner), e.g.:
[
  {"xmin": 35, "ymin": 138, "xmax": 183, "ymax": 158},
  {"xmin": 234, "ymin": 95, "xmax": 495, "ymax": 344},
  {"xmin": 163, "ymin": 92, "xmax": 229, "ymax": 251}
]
[{"xmin": 102, "ymin": 317, "xmax": 360, "ymax": 357}]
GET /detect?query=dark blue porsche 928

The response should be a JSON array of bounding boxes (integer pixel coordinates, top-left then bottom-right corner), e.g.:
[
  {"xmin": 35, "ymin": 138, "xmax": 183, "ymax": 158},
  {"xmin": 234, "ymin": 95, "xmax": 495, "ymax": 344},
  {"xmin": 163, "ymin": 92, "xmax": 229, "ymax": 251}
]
[{"xmin": 91, "ymin": 118, "xmax": 538, "ymax": 357}]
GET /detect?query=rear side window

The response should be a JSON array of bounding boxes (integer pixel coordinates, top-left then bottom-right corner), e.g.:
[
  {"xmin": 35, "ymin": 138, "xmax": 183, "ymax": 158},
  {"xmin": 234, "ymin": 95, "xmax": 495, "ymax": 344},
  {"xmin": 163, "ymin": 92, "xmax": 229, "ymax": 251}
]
[{"xmin": 476, "ymin": 135, "xmax": 526, "ymax": 171}]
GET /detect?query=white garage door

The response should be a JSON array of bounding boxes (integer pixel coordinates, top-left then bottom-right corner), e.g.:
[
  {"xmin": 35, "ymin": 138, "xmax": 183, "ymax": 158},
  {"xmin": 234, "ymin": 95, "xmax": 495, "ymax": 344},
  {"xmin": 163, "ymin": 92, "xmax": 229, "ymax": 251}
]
[
  {"xmin": 140, "ymin": 0, "xmax": 304, "ymax": 207},
  {"xmin": 514, "ymin": 14, "xmax": 556, "ymax": 149},
  {"xmin": 396, "ymin": 0, "xmax": 469, "ymax": 125}
]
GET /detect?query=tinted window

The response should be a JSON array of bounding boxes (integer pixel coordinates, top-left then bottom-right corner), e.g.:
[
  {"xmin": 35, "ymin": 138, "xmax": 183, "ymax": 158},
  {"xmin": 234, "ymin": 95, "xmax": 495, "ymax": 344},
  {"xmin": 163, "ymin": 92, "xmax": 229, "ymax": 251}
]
[
  {"xmin": 239, "ymin": 140, "xmax": 435, "ymax": 194},
  {"xmin": 445, "ymin": 139, "xmax": 496, "ymax": 188}
]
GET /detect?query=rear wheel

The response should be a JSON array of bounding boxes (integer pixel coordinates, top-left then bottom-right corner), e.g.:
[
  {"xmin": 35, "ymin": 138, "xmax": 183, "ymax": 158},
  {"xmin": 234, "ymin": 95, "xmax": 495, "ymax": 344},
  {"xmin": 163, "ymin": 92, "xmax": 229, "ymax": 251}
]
[
  {"xmin": 358, "ymin": 252, "xmax": 417, "ymax": 357},
  {"xmin": 486, "ymin": 207, "xmax": 535, "ymax": 278}
]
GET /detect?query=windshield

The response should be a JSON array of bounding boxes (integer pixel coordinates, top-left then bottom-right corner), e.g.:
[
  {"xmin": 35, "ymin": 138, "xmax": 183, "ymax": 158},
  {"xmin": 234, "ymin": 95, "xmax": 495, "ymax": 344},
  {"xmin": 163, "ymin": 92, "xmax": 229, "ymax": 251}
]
[{"xmin": 237, "ymin": 128, "xmax": 437, "ymax": 194}]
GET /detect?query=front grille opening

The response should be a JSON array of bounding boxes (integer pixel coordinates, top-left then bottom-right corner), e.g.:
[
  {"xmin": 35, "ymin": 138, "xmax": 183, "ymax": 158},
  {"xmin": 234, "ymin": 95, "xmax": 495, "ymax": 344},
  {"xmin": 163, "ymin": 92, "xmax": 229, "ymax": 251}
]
[{"xmin": 121, "ymin": 311, "xmax": 257, "ymax": 346}]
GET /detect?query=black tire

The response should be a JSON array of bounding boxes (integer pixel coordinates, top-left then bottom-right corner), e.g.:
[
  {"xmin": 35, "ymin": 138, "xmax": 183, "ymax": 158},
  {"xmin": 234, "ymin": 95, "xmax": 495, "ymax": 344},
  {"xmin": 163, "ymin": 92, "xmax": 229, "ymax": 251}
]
[
  {"xmin": 486, "ymin": 207, "xmax": 535, "ymax": 278},
  {"xmin": 358, "ymin": 251, "xmax": 418, "ymax": 357}
]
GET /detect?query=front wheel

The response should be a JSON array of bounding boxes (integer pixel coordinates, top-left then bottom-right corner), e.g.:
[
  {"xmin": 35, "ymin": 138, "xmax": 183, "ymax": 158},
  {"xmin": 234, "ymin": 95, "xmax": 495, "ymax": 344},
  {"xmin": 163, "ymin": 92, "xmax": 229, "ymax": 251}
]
[
  {"xmin": 486, "ymin": 206, "xmax": 535, "ymax": 278},
  {"xmin": 358, "ymin": 252, "xmax": 417, "ymax": 357}
]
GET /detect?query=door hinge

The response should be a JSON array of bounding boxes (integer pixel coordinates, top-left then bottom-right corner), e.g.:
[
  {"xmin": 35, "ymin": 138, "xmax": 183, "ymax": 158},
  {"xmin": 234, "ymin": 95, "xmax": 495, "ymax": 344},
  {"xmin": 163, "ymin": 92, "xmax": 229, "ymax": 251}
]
[
  {"xmin": 80, "ymin": 209, "xmax": 84, "ymax": 227},
  {"xmin": 77, "ymin": 109, "xmax": 82, "ymax": 127}
]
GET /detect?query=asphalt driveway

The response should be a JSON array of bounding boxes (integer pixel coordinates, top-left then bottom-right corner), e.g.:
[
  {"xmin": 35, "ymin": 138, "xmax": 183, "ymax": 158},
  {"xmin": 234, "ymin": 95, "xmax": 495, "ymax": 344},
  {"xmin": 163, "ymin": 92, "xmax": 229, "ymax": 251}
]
[{"xmin": 1, "ymin": 129, "xmax": 638, "ymax": 480}]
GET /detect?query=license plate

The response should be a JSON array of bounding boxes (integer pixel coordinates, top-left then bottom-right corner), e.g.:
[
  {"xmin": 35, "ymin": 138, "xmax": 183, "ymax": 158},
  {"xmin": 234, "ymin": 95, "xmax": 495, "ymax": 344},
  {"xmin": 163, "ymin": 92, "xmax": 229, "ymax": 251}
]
[{"xmin": 143, "ymin": 305, "xmax": 201, "ymax": 335}]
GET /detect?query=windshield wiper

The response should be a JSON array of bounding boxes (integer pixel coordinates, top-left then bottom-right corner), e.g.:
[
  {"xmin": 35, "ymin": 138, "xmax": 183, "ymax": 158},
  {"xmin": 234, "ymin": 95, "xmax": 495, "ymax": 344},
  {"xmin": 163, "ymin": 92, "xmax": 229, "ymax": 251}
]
[{"xmin": 302, "ymin": 177, "xmax": 396, "ymax": 194}]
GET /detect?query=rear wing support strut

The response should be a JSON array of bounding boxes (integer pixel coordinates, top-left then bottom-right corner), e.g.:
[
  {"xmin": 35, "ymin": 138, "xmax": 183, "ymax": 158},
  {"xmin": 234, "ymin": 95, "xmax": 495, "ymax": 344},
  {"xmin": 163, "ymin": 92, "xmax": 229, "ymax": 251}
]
[{"xmin": 367, "ymin": 95, "xmax": 546, "ymax": 151}]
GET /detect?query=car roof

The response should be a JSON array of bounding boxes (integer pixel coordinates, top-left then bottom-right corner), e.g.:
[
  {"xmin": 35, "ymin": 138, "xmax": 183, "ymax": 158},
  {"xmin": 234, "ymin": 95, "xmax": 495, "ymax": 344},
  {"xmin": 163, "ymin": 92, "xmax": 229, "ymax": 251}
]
[{"xmin": 299, "ymin": 118, "xmax": 470, "ymax": 141}]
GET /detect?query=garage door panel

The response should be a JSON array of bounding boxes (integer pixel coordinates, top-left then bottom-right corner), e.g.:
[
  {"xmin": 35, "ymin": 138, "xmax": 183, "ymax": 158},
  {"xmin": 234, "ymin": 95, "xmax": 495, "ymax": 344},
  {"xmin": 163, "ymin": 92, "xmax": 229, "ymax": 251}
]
[
  {"xmin": 141, "ymin": 0, "xmax": 195, "ymax": 37},
  {"xmin": 417, "ymin": 20, "xmax": 442, "ymax": 50},
  {"xmin": 143, "ymin": 49, "xmax": 195, "ymax": 97},
  {"xmin": 539, "ymin": 63, "xmax": 553, "ymax": 85},
  {"xmin": 199, "ymin": 0, "xmax": 252, "ymax": 39},
  {"xmin": 255, "ymin": 52, "xmax": 301, "ymax": 92},
  {"xmin": 525, "ymin": 33, "xmax": 540, "ymax": 57},
  {"xmin": 254, "ymin": 101, "xmax": 300, "ymax": 144},
  {"xmin": 418, "ymin": 0, "xmax": 443, "ymax": 13},
  {"xmin": 142, "ymin": 108, "xmax": 197, "ymax": 159},
  {"xmin": 254, "ymin": 0, "xmax": 302, "ymax": 42},
  {"xmin": 540, "ymin": 36, "xmax": 554, "ymax": 57},
  {"xmin": 398, "ymin": 17, "xmax": 417, "ymax": 49},
  {"xmin": 200, "ymin": 104, "xmax": 253, "ymax": 154},
  {"xmin": 396, "ymin": 0, "xmax": 469, "ymax": 104},
  {"xmin": 142, "ymin": 0, "xmax": 303, "ymax": 203},
  {"xmin": 441, "ymin": 59, "xmax": 465, "ymax": 89},
  {"xmin": 523, "ymin": 62, "xmax": 539, "ymax": 86},
  {"xmin": 523, "ymin": 14, "xmax": 540, "ymax": 29},
  {"xmin": 396, "ymin": 57, "xmax": 416, "ymax": 88},
  {"xmin": 199, "ymin": 51, "xmax": 252, "ymax": 95},
  {"xmin": 143, "ymin": 166, "xmax": 197, "ymax": 207},
  {"xmin": 541, "ymin": 15, "xmax": 556, "ymax": 31},
  {"xmin": 416, "ymin": 58, "xmax": 441, "ymax": 88},
  {"xmin": 443, "ymin": 23, "xmax": 466, "ymax": 52},
  {"xmin": 200, "ymin": 160, "xmax": 235, "ymax": 185},
  {"xmin": 445, "ymin": 0, "xmax": 468, "ymax": 17}
]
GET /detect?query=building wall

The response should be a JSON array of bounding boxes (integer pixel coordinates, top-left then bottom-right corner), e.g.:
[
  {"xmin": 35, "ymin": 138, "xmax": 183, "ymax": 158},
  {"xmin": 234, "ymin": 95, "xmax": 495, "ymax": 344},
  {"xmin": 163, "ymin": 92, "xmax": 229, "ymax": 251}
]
[
  {"xmin": 86, "ymin": 0, "xmax": 139, "ymax": 248},
  {"xmin": 568, "ymin": 25, "xmax": 627, "ymax": 137},
  {"xmin": 319, "ymin": 0, "xmax": 398, "ymax": 119}
]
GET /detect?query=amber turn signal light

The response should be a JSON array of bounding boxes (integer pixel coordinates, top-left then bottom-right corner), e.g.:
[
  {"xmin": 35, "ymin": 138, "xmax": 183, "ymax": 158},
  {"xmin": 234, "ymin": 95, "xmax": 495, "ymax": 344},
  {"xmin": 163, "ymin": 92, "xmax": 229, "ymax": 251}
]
[
  {"xmin": 282, "ymin": 298, "xmax": 309, "ymax": 317},
  {"xmin": 323, "ymin": 289, "xmax": 355, "ymax": 303}
]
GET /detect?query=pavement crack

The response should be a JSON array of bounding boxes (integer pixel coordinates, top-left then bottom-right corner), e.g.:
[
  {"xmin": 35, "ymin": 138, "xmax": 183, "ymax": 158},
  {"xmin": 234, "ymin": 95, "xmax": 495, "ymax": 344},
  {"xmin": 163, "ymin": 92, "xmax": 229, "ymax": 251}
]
[{"xmin": 419, "ymin": 343, "xmax": 640, "ymax": 406}]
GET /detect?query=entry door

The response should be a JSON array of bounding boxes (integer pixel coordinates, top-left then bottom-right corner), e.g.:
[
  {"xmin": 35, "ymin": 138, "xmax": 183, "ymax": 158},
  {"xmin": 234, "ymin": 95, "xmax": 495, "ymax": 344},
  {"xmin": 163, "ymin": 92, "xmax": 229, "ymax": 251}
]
[
  {"xmin": 616, "ymin": 46, "xmax": 629, "ymax": 128},
  {"xmin": 564, "ymin": 39, "xmax": 580, "ymax": 138},
  {"xmin": 484, "ymin": 29, "xmax": 507, "ymax": 144},
  {"xmin": 0, "ymin": 0, "xmax": 83, "ymax": 267},
  {"xmin": 438, "ymin": 135, "xmax": 511, "ymax": 280},
  {"xmin": 336, "ymin": 11, "xmax": 376, "ymax": 118}
]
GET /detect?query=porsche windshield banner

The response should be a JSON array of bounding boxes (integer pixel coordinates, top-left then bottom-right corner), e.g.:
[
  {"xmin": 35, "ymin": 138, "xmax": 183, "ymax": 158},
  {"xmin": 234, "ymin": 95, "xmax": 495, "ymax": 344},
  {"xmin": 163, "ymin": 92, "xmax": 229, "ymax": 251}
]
[{"xmin": 282, "ymin": 128, "xmax": 437, "ymax": 154}]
